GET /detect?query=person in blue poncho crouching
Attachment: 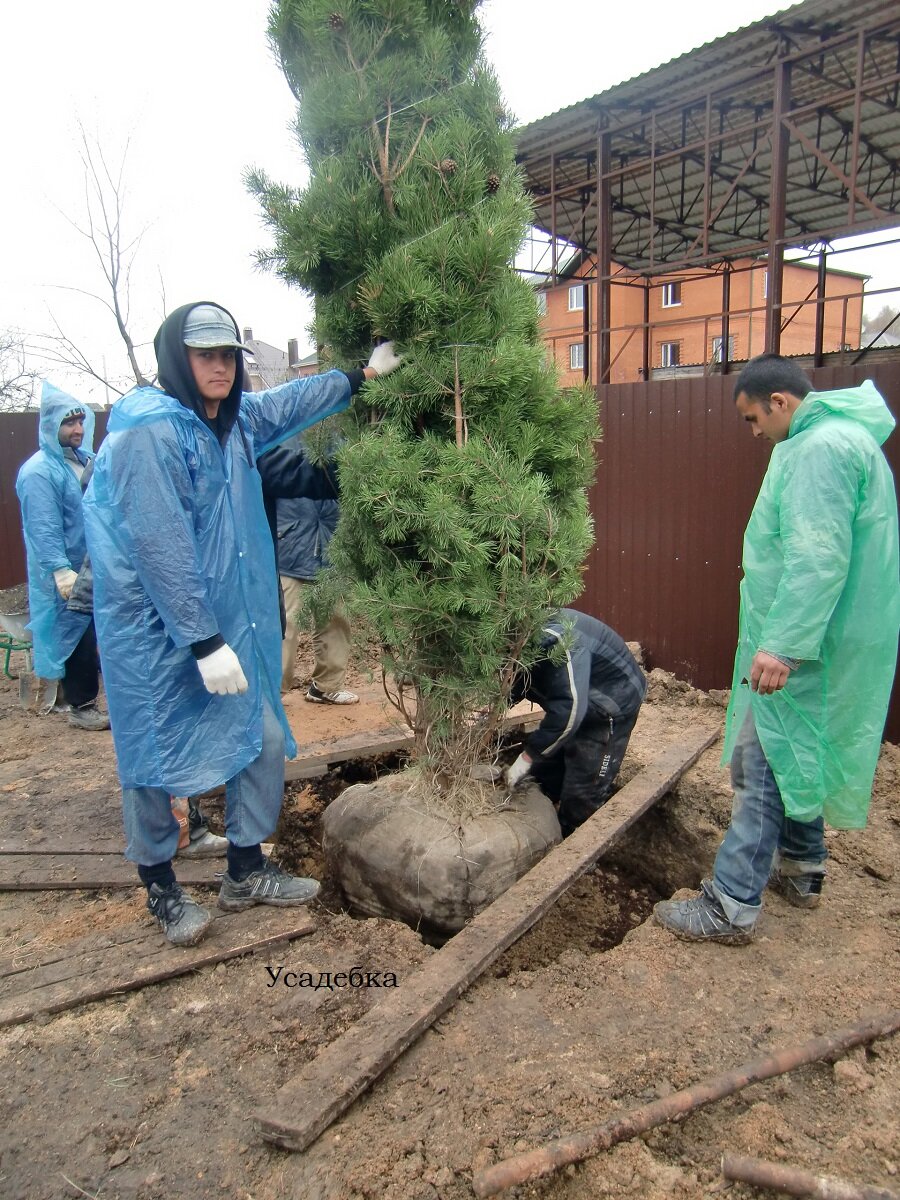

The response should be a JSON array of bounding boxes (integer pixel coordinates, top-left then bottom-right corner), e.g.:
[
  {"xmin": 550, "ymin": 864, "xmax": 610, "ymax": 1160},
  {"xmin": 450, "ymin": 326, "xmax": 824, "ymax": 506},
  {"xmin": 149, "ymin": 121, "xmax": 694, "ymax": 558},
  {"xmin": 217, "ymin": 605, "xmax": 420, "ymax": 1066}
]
[{"xmin": 84, "ymin": 302, "xmax": 399, "ymax": 945}]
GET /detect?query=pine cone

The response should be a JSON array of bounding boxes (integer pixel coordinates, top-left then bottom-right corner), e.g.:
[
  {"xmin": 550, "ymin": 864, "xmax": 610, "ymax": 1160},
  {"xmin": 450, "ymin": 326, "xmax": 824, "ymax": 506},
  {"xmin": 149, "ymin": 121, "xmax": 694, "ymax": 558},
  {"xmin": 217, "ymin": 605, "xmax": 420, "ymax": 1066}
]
[
  {"xmin": 440, "ymin": 158, "xmax": 458, "ymax": 176},
  {"xmin": 486, "ymin": 173, "xmax": 501, "ymax": 193},
  {"xmin": 327, "ymin": 12, "xmax": 344, "ymax": 30}
]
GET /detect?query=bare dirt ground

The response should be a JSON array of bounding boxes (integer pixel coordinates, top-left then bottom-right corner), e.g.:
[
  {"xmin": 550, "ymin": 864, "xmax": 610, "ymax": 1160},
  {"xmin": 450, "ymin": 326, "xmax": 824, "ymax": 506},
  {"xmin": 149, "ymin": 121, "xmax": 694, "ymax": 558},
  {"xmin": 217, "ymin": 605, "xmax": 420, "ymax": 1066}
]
[{"xmin": 0, "ymin": 633, "xmax": 897, "ymax": 1200}]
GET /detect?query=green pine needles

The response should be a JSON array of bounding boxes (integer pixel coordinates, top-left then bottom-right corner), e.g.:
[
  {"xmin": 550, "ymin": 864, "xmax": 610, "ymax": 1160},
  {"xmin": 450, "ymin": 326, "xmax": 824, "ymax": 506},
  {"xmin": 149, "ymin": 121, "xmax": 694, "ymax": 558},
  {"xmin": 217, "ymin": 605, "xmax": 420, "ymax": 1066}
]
[{"xmin": 252, "ymin": 0, "xmax": 598, "ymax": 798}]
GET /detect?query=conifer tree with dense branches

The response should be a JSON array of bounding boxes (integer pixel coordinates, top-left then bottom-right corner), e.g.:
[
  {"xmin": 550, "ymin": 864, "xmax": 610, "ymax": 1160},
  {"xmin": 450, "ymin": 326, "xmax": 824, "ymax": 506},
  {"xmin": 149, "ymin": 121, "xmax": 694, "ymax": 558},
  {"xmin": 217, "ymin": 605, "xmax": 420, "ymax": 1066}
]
[{"xmin": 250, "ymin": 0, "xmax": 598, "ymax": 803}]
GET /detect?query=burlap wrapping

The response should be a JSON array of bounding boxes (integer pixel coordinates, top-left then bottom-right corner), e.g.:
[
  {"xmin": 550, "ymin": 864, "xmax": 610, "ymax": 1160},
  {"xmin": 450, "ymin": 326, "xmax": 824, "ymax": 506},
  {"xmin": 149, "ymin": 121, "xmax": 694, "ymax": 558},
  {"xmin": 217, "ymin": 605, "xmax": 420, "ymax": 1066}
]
[{"xmin": 323, "ymin": 779, "xmax": 560, "ymax": 941}]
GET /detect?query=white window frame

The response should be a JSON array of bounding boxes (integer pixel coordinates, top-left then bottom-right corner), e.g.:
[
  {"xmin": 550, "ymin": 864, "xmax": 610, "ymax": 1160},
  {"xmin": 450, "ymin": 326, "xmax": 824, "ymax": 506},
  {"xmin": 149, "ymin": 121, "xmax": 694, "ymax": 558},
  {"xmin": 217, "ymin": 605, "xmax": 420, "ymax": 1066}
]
[
  {"xmin": 660, "ymin": 341, "xmax": 680, "ymax": 368},
  {"xmin": 761, "ymin": 269, "xmax": 768, "ymax": 298},
  {"xmin": 661, "ymin": 281, "xmax": 682, "ymax": 308},
  {"xmin": 568, "ymin": 284, "xmax": 585, "ymax": 312},
  {"xmin": 711, "ymin": 335, "xmax": 736, "ymax": 363},
  {"xmin": 535, "ymin": 291, "xmax": 548, "ymax": 316},
  {"xmin": 569, "ymin": 342, "xmax": 585, "ymax": 371}
]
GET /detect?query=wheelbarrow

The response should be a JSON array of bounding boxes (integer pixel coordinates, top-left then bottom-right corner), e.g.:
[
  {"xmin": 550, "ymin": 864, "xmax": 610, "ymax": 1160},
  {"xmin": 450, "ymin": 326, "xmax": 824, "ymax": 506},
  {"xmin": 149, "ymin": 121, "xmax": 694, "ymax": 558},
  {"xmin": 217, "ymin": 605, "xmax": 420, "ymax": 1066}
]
[{"xmin": 0, "ymin": 609, "xmax": 57, "ymax": 711}]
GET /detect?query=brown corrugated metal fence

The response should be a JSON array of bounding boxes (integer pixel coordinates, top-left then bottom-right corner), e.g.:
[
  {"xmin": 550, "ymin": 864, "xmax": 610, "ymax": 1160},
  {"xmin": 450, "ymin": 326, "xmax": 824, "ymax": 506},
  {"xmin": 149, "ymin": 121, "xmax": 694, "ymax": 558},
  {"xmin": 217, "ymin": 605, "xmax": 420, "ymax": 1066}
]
[
  {"xmin": 578, "ymin": 361, "xmax": 900, "ymax": 742},
  {"xmin": 2, "ymin": 368, "xmax": 899, "ymax": 736}
]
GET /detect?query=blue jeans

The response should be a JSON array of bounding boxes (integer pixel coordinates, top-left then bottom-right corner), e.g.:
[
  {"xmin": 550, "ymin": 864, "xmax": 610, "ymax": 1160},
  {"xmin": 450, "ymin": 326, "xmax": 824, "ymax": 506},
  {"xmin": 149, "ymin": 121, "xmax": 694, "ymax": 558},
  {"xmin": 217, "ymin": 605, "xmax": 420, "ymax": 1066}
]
[
  {"xmin": 123, "ymin": 696, "xmax": 286, "ymax": 866},
  {"xmin": 712, "ymin": 709, "xmax": 827, "ymax": 928}
]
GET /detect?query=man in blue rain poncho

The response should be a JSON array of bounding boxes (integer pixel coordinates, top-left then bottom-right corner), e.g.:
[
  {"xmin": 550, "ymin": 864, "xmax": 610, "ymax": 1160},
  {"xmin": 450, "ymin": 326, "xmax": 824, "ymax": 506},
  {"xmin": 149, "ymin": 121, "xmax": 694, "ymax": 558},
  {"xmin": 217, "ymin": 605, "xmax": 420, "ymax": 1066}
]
[
  {"xmin": 16, "ymin": 383, "xmax": 110, "ymax": 731},
  {"xmin": 83, "ymin": 302, "xmax": 399, "ymax": 945},
  {"xmin": 656, "ymin": 354, "xmax": 900, "ymax": 946}
]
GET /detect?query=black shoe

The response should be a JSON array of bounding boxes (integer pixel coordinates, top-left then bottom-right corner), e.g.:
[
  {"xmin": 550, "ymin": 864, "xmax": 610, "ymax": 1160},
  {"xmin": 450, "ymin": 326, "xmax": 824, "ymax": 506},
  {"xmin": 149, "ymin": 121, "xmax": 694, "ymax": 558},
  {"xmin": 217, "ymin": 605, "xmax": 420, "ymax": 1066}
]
[
  {"xmin": 218, "ymin": 859, "xmax": 320, "ymax": 912},
  {"xmin": 146, "ymin": 882, "xmax": 213, "ymax": 946}
]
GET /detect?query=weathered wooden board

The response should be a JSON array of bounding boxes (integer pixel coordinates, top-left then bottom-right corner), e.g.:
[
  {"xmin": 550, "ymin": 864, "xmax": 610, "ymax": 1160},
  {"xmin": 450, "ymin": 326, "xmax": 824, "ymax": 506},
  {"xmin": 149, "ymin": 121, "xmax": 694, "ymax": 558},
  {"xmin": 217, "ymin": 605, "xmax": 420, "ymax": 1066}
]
[
  {"xmin": 0, "ymin": 853, "xmax": 223, "ymax": 891},
  {"xmin": 255, "ymin": 726, "xmax": 721, "ymax": 1151},
  {"xmin": 0, "ymin": 907, "xmax": 316, "ymax": 1028}
]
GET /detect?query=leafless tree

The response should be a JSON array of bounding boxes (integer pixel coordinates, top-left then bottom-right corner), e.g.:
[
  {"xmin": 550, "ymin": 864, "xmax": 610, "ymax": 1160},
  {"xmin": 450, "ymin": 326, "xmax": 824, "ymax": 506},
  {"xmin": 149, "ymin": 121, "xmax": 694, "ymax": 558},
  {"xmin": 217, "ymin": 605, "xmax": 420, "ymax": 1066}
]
[
  {"xmin": 0, "ymin": 329, "xmax": 38, "ymax": 411},
  {"xmin": 37, "ymin": 127, "xmax": 156, "ymax": 397}
]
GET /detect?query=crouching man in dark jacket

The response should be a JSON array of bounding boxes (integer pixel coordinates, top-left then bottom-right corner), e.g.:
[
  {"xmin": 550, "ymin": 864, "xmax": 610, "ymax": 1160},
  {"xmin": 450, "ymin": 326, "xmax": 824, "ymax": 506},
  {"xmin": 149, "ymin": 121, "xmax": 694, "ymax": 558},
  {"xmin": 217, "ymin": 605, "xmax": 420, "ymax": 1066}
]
[{"xmin": 505, "ymin": 609, "xmax": 647, "ymax": 837}]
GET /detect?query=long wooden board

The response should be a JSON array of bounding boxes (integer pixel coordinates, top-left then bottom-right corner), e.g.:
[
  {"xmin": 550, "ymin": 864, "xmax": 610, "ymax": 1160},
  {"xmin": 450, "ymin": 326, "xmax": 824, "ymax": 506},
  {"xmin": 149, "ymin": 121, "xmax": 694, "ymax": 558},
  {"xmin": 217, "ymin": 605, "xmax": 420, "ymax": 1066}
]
[
  {"xmin": 0, "ymin": 906, "xmax": 316, "ymax": 1028},
  {"xmin": 255, "ymin": 726, "xmax": 721, "ymax": 1151},
  {"xmin": 0, "ymin": 853, "xmax": 224, "ymax": 891}
]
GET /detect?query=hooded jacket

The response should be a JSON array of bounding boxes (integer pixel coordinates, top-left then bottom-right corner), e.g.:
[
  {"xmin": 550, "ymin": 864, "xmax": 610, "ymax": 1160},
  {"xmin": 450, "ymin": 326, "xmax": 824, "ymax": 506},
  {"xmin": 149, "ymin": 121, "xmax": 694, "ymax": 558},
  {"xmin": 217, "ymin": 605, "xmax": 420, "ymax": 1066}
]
[
  {"xmin": 511, "ymin": 609, "xmax": 646, "ymax": 759},
  {"xmin": 83, "ymin": 303, "xmax": 353, "ymax": 794},
  {"xmin": 723, "ymin": 381, "xmax": 900, "ymax": 828},
  {"xmin": 15, "ymin": 383, "xmax": 95, "ymax": 678}
]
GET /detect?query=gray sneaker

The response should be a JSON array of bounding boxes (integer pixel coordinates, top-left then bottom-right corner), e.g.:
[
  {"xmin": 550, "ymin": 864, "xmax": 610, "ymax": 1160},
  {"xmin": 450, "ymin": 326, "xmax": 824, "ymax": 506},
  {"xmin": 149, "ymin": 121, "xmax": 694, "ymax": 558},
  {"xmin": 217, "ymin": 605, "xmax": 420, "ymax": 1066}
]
[
  {"xmin": 218, "ymin": 860, "xmax": 320, "ymax": 912},
  {"xmin": 146, "ymin": 882, "xmax": 213, "ymax": 946},
  {"xmin": 177, "ymin": 829, "xmax": 229, "ymax": 859},
  {"xmin": 67, "ymin": 703, "xmax": 110, "ymax": 731},
  {"xmin": 654, "ymin": 879, "xmax": 755, "ymax": 946},
  {"xmin": 769, "ymin": 868, "xmax": 823, "ymax": 909},
  {"xmin": 305, "ymin": 682, "xmax": 359, "ymax": 705}
]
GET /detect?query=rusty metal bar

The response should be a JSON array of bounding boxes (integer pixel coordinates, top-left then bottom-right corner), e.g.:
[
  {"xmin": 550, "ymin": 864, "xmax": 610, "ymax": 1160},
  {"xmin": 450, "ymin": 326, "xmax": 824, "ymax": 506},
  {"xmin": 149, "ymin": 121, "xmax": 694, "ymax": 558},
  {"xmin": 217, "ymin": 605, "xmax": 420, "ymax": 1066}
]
[
  {"xmin": 721, "ymin": 264, "xmax": 732, "ymax": 375},
  {"xmin": 472, "ymin": 1010, "xmax": 900, "ymax": 1198},
  {"xmin": 850, "ymin": 29, "xmax": 866, "ymax": 227},
  {"xmin": 642, "ymin": 280, "xmax": 650, "ymax": 380},
  {"xmin": 765, "ymin": 60, "xmax": 791, "ymax": 354},
  {"xmin": 814, "ymin": 245, "xmax": 827, "ymax": 367},
  {"xmin": 550, "ymin": 150, "xmax": 557, "ymax": 286},
  {"xmin": 782, "ymin": 118, "xmax": 890, "ymax": 223},
  {"xmin": 722, "ymin": 1153, "xmax": 900, "ymax": 1200},
  {"xmin": 597, "ymin": 127, "xmax": 612, "ymax": 386}
]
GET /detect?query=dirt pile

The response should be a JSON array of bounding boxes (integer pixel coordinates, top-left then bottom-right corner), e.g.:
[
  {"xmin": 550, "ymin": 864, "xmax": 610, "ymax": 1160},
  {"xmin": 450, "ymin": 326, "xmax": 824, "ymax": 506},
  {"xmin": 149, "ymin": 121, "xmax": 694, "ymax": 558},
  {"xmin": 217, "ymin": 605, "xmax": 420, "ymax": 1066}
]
[{"xmin": 0, "ymin": 642, "xmax": 897, "ymax": 1200}]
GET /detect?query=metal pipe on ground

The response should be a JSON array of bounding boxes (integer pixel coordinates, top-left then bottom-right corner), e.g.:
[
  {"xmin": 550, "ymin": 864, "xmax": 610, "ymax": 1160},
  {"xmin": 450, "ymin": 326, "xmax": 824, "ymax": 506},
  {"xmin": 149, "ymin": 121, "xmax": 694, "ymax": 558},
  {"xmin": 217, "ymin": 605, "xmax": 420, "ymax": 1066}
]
[
  {"xmin": 722, "ymin": 1153, "xmax": 900, "ymax": 1200},
  {"xmin": 472, "ymin": 1010, "xmax": 900, "ymax": 1198}
]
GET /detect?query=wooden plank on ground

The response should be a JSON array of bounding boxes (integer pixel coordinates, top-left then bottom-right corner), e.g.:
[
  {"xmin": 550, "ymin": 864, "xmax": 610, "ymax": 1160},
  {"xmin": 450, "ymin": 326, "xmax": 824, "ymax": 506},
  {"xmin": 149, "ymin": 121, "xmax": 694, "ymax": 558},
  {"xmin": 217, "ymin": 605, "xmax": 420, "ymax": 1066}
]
[
  {"xmin": 255, "ymin": 725, "xmax": 721, "ymax": 1151},
  {"xmin": 0, "ymin": 906, "xmax": 316, "ymax": 1028},
  {"xmin": 0, "ymin": 854, "xmax": 223, "ymax": 891}
]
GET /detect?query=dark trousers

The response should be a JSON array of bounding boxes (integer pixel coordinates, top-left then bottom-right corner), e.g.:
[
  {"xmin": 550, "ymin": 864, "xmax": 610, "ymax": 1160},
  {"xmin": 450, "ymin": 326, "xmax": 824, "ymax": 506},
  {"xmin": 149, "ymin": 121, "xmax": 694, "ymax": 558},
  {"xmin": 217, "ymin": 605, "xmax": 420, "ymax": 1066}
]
[
  {"xmin": 530, "ymin": 707, "xmax": 640, "ymax": 837},
  {"xmin": 62, "ymin": 621, "xmax": 100, "ymax": 709}
]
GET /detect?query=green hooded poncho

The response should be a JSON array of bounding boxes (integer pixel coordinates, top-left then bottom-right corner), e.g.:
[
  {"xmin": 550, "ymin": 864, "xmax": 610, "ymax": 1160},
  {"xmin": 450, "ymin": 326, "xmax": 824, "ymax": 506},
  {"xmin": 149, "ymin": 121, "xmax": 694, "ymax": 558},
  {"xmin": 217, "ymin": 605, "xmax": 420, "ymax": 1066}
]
[{"xmin": 722, "ymin": 380, "xmax": 900, "ymax": 829}]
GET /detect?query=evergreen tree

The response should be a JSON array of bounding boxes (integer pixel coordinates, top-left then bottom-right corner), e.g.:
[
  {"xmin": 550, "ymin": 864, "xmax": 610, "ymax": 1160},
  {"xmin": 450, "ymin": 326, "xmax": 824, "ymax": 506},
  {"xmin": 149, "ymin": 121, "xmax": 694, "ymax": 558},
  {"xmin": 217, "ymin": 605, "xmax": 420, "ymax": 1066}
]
[{"xmin": 251, "ymin": 0, "xmax": 598, "ymax": 800}]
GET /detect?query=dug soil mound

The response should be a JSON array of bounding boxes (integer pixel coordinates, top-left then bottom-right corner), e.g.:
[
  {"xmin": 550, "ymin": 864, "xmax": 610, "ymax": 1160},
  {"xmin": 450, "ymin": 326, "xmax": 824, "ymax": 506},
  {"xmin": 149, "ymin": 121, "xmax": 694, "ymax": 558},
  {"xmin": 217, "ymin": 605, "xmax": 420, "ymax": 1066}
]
[{"xmin": 0, "ymin": 634, "xmax": 897, "ymax": 1200}]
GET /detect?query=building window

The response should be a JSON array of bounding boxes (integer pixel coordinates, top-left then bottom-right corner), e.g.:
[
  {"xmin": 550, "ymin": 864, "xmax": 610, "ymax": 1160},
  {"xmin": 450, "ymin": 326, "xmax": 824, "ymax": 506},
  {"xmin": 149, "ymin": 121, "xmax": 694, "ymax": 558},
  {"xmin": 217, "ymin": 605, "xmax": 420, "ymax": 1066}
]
[
  {"xmin": 711, "ymin": 335, "xmax": 736, "ymax": 363},
  {"xmin": 568, "ymin": 284, "xmax": 585, "ymax": 312},
  {"xmin": 661, "ymin": 281, "xmax": 682, "ymax": 308},
  {"xmin": 660, "ymin": 342, "xmax": 680, "ymax": 368},
  {"xmin": 569, "ymin": 342, "xmax": 585, "ymax": 371},
  {"xmin": 535, "ymin": 291, "xmax": 548, "ymax": 316},
  {"xmin": 761, "ymin": 270, "xmax": 768, "ymax": 298}
]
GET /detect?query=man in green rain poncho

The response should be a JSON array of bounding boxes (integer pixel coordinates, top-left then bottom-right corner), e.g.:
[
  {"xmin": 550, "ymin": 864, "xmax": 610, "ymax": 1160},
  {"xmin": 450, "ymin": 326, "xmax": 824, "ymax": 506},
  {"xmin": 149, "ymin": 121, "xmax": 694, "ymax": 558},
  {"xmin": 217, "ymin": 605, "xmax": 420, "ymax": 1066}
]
[{"xmin": 655, "ymin": 354, "xmax": 900, "ymax": 945}]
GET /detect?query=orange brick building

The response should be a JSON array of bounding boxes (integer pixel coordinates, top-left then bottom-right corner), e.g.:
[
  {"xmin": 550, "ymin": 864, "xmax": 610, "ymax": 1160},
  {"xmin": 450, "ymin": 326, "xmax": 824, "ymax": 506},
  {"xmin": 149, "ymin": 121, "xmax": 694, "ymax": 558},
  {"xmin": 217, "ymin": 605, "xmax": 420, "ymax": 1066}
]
[{"xmin": 539, "ymin": 257, "xmax": 865, "ymax": 386}]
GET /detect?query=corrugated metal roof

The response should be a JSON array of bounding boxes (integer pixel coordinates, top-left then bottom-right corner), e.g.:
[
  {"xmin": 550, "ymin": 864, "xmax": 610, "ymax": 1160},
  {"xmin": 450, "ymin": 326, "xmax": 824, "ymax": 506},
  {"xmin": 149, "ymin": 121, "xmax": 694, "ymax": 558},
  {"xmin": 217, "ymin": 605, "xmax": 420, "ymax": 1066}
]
[{"xmin": 515, "ymin": 0, "xmax": 900, "ymax": 270}]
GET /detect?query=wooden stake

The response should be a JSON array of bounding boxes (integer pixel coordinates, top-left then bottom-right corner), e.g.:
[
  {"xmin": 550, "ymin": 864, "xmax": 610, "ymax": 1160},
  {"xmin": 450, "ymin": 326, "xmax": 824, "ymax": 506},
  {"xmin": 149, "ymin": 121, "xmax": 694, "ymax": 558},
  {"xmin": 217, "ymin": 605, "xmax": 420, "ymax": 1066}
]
[
  {"xmin": 254, "ymin": 726, "xmax": 720, "ymax": 1150},
  {"xmin": 722, "ymin": 1153, "xmax": 900, "ymax": 1200},
  {"xmin": 472, "ymin": 1010, "xmax": 900, "ymax": 1197}
]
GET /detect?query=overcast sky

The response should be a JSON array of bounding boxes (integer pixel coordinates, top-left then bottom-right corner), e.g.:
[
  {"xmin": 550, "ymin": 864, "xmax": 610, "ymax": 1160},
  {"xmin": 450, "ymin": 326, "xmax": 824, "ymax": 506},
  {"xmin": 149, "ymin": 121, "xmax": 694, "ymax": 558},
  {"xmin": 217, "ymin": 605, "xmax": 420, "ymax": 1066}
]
[{"xmin": 2, "ymin": 0, "xmax": 897, "ymax": 403}]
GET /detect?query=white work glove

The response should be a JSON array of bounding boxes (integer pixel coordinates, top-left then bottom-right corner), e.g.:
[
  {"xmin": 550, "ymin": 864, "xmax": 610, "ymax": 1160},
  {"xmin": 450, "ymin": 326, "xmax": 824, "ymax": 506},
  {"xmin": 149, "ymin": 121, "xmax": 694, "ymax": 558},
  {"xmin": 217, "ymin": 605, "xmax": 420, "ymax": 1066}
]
[
  {"xmin": 53, "ymin": 567, "xmax": 78, "ymax": 600},
  {"xmin": 505, "ymin": 752, "xmax": 532, "ymax": 789},
  {"xmin": 367, "ymin": 340, "xmax": 401, "ymax": 377},
  {"xmin": 196, "ymin": 644, "xmax": 248, "ymax": 696}
]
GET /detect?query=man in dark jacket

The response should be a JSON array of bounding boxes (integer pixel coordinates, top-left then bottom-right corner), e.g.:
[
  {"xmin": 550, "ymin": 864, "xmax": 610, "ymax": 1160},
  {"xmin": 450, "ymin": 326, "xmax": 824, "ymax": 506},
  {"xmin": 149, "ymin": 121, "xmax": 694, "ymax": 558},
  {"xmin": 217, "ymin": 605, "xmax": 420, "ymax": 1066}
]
[
  {"xmin": 505, "ymin": 609, "xmax": 646, "ymax": 837},
  {"xmin": 263, "ymin": 432, "xmax": 356, "ymax": 703}
]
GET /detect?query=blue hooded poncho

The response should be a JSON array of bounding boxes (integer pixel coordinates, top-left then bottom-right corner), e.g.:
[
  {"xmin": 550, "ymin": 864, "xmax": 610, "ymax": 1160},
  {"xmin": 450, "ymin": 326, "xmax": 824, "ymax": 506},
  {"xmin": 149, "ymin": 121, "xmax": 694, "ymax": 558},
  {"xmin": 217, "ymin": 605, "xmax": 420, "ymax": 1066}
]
[
  {"xmin": 723, "ymin": 381, "xmax": 900, "ymax": 829},
  {"xmin": 83, "ymin": 303, "xmax": 352, "ymax": 794},
  {"xmin": 15, "ymin": 382, "xmax": 95, "ymax": 678}
]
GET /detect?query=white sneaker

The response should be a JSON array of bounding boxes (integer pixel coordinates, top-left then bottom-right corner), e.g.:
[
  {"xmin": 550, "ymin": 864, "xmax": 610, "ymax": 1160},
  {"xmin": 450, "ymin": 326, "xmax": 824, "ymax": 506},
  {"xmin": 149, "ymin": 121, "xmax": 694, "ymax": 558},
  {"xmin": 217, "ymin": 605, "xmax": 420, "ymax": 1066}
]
[{"xmin": 178, "ymin": 830, "xmax": 229, "ymax": 859}]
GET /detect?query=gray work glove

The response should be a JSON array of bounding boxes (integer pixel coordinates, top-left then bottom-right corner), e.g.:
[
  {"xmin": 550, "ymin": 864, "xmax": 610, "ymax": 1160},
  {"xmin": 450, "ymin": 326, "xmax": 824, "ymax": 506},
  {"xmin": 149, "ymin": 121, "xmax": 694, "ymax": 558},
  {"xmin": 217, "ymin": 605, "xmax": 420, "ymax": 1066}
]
[{"xmin": 367, "ymin": 341, "xmax": 401, "ymax": 377}]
